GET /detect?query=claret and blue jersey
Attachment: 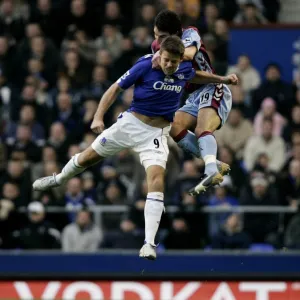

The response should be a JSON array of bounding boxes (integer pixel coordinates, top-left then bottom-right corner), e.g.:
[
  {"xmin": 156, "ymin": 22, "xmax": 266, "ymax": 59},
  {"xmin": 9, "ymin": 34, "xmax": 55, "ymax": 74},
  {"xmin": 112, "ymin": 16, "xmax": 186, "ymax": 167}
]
[{"xmin": 117, "ymin": 55, "xmax": 195, "ymax": 122}]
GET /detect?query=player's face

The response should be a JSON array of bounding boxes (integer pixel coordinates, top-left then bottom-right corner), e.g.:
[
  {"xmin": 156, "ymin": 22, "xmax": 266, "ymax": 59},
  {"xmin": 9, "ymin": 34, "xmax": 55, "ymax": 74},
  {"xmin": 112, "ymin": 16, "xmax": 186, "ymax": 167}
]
[
  {"xmin": 154, "ymin": 26, "xmax": 169, "ymax": 43},
  {"xmin": 160, "ymin": 50, "xmax": 182, "ymax": 75}
]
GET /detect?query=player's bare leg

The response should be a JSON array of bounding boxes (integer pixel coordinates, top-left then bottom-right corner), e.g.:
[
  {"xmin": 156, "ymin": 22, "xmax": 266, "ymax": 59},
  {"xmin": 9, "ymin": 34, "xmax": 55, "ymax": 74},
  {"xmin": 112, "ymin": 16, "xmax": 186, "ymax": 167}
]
[
  {"xmin": 33, "ymin": 146, "xmax": 103, "ymax": 191},
  {"xmin": 171, "ymin": 110, "xmax": 230, "ymax": 176},
  {"xmin": 189, "ymin": 108, "xmax": 224, "ymax": 195},
  {"xmin": 139, "ymin": 165, "xmax": 165, "ymax": 261}
]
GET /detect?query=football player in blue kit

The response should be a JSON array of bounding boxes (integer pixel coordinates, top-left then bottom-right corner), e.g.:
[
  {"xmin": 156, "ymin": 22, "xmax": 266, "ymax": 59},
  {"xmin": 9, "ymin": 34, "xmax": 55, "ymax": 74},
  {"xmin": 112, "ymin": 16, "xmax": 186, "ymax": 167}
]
[
  {"xmin": 33, "ymin": 36, "xmax": 237, "ymax": 260},
  {"xmin": 152, "ymin": 10, "xmax": 235, "ymax": 194}
]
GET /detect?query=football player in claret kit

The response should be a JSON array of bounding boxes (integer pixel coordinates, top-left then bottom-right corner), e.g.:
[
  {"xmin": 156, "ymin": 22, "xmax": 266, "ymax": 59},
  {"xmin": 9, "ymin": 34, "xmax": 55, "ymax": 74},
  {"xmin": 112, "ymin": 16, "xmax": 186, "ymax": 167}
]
[
  {"xmin": 152, "ymin": 10, "xmax": 235, "ymax": 194},
  {"xmin": 33, "ymin": 36, "xmax": 237, "ymax": 260}
]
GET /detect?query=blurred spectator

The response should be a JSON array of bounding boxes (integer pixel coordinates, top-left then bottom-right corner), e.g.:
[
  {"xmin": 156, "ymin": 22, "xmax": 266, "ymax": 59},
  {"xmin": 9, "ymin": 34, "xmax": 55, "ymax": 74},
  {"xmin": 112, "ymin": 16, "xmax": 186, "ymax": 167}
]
[
  {"xmin": 27, "ymin": 34, "xmax": 59, "ymax": 87},
  {"xmin": 218, "ymin": 146, "xmax": 246, "ymax": 195},
  {"xmin": 97, "ymin": 150, "xmax": 143, "ymax": 202},
  {"xmin": 211, "ymin": 214, "xmax": 251, "ymax": 249},
  {"xmin": 95, "ymin": 49, "xmax": 118, "ymax": 81},
  {"xmin": 11, "ymin": 84, "xmax": 50, "ymax": 128},
  {"xmin": 215, "ymin": 107, "xmax": 253, "ymax": 159},
  {"xmin": 136, "ymin": 3, "xmax": 156, "ymax": 32},
  {"xmin": 64, "ymin": 0, "xmax": 96, "ymax": 37},
  {"xmin": 47, "ymin": 122, "xmax": 71, "ymax": 163},
  {"xmin": 62, "ymin": 209, "xmax": 102, "ymax": 252},
  {"xmin": 81, "ymin": 171, "xmax": 97, "ymax": 200},
  {"xmin": 208, "ymin": 179, "xmax": 239, "ymax": 238},
  {"xmin": 49, "ymin": 75, "xmax": 81, "ymax": 107},
  {"xmin": 280, "ymin": 160, "xmax": 300, "ymax": 207},
  {"xmin": 234, "ymin": 2, "xmax": 267, "ymax": 24},
  {"xmin": 0, "ymin": 35, "xmax": 16, "ymax": 81},
  {"xmin": 5, "ymin": 104, "xmax": 45, "ymax": 146},
  {"xmin": 83, "ymin": 65, "xmax": 111, "ymax": 100},
  {"xmin": 101, "ymin": 218, "xmax": 143, "ymax": 249},
  {"xmin": 175, "ymin": 160, "xmax": 201, "ymax": 201},
  {"xmin": 212, "ymin": 19, "xmax": 229, "ymax": 74},
  {"xmin": 253, "ymin": 97, "xmax": 286, "ymax": 136},
  {"xmin": 113, "ymin": 37, "xmax": 136, "ymax": 78},
  {"xmin": 10, "ymin": 201, "xmax": 60, "ymax": 249},
  {"xmin": 282, "ymin": 105, "xmax": 300, "ymax": 144},
  {"xmin": 0, "ymin": 0, "xmax": 25, "ymax": 42},
  {"xmin": 95, "ymin": 23, "xmax": 123, "ymax": 61},
  {"xmin": 73, "ymin": 30, "xmax": 96, "ymax": 63},
  {"xmin": 0, "ymin": 182, "xmax": 19, "ymax": 248},
  {"xmin": 244, "ymin": 118, "xmax": 285, "ymax": 172},
  {"xmin": 31, "ymin": 145, "xmax": 56, "ymax": 180},
  {"xmin": 131, "ymin": 26, "xmax": 152, "ymax": 56},
  {"xmin": 53, "ymin": 92, "xmax": 82, "ymax": 135},
  {"xmin": 261, "ymin": 0, "xmax": 280, "ymax": 22},
  {"xmin": 0, "ymin": 159, "xmax": 31, "ymax": 205},
  {"xmin": 227, "ymin": 55, "xmax": 261, "ymax": 95},
  {"xmin": 60, "ymin": 49, "xmax": 91, "ymax": 89},
  {"xmin": 103, "ymin": 1, "xmax": 130, "ymax": 35},
  {"xmin": 64, "ymin": 177, "xmax": 96, "ymax": 222},
  {"xmin": 240, "ymin": 172, "xmax": 279, "ymax": 243},
  {"xmin": 164, "ymin": 217, "xmax": 201, "ymax": 249},
  {"xmin": 82, "ymin": 99, "xmax": 98, "ymax": 133},
  {"xmin": 0, "ymin": 142, "xmax": 6, "ymax": 172},
  {"xmin": 252, "ymin": 63, "xmax": 294, "ymax": 118},
  {"xmin": 199, "ymin": 2, "xmax": 219, "ymax": 34},
  {"xmin": 285, "ymin": 212, "xmax": 300, "ymax": 249},
  {"xmin": 29, "ymin": 0, "xmax": 60, "ymax": 45},
  {"xmin": 6, "ymin": 124, "xmax": 41, "ymax": 162}
]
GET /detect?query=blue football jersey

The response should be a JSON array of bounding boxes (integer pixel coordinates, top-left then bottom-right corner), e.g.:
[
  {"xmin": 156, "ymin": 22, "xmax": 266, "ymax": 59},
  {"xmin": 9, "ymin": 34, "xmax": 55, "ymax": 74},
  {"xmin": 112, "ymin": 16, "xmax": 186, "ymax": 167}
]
[{"xmin": 117, "ymin": 55, "xmax": 195, "ymax": 121}]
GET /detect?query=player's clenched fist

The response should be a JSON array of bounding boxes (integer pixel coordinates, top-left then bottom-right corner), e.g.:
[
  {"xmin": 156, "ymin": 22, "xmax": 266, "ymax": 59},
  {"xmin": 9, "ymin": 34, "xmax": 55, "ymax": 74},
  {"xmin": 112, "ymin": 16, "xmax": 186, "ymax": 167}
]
[
  {"xmin": 90, "ymin": 119, "xmax": 105, "ymax": 134},
  {"xmin": 221, "ymin": 74, "xmax": 239, "ymax": 85}
]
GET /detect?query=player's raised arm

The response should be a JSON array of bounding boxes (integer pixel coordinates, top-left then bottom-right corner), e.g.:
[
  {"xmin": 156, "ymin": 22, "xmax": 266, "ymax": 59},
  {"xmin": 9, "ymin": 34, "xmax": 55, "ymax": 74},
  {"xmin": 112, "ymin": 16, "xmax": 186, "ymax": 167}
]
[
  {"xmin": 91, "ymin": 82, "xmax": 122, "ymax": 134},
  {"xmin": 190, "ymin": 70, "xmax": 239, "ymax": 85},
  {"xmin": 91, "ymin": 57, "xmax": 149, "ymax": 134}
]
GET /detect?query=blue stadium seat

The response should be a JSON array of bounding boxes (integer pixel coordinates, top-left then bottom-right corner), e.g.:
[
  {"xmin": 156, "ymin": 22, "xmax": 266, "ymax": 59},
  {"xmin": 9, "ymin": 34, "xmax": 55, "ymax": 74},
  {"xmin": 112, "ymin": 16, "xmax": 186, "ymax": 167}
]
[{"xmin": 249, "ymin": 243, "xmax": 275, "ymax": 252}]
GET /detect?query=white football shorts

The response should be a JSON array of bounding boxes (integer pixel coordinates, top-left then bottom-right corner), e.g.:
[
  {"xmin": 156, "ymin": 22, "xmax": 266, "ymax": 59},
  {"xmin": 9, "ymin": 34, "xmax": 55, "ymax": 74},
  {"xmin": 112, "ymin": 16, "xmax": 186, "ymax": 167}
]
[{"xmin": 92, "ymin": 111, "xmax": 170, "ymax": 169}]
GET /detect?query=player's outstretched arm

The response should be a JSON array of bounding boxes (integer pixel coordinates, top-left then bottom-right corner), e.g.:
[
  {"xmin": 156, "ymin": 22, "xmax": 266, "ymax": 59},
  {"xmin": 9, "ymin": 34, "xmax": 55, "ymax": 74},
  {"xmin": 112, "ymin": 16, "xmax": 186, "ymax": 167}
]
[
  {"xmin": 91, "ymin": 82, "xmax": 123, "ymax": 134},
  {"xmin": 190, "ymin": 71, "xmax": 239, "ymax": 85}
]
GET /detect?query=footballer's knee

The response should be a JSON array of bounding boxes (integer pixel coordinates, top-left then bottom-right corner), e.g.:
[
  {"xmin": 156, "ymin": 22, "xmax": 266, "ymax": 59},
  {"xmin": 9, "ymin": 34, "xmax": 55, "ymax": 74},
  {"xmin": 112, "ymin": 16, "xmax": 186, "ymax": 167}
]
[
  {"xmin": 78, "ymin": 146, "xmax": 103, "ymax": 168},
  {"xmin": 170, "ymin": 118, "xmax": 184, "ymax": 138},
  {"xmin": 146, "ymin": 165, "xmax": 165, "ymax": 193},
  {"xmin": 170, "ymin": 111, "xmax": 196, "ymax": 139},
  {"xmin": 195, "ymin": 108, "xmax": 221, "ymax": 138}
]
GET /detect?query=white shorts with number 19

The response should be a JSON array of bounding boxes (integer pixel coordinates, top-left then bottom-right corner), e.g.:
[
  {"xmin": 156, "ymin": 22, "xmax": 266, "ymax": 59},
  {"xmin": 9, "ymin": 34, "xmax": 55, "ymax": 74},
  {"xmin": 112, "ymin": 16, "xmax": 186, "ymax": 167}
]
[{"xmin": 91, "ymin": 111, "xmax": 170, "ymax": 169}]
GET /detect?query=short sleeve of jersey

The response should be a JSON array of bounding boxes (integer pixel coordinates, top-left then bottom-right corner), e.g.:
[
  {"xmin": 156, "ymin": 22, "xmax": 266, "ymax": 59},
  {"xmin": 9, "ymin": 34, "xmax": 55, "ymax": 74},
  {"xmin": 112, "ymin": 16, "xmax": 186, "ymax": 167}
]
[
  {"xmin": 117, "ymin": 55, "xmax": 152, "ymax": 89},
  {"xmin": 178, "ymin": 61, "xmax": 196, "ymax": 81},
  {"xmin": 185, "ymin": 62, "xmax": 196, "ymax": 80},
  {"xmin": 182, "ymin": 28, "xmax": 201, "ymax": 50}
]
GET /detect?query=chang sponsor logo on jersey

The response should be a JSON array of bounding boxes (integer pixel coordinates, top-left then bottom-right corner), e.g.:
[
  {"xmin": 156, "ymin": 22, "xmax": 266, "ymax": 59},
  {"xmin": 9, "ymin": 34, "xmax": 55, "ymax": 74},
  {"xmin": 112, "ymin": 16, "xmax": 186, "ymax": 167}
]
[{"xmin": 153, "ymin": 81, "xmax": 182, "ymax": 93}]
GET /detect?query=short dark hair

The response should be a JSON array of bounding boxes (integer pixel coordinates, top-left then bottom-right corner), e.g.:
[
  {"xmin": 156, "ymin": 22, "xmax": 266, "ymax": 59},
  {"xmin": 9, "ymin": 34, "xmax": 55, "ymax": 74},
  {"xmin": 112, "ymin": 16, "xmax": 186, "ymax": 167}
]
[
  {"xmin": 154, "ymin": 10, "xmax": 182, "ymax": 37},
  {"xmin": 160, "ymin": 35, "xmax": 185, "ymax": 58}
]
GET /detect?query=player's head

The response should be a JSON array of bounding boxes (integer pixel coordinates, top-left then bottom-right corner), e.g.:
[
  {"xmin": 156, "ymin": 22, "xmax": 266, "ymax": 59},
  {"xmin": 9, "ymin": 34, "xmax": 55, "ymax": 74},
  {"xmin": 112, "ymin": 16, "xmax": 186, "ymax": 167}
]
[
  {"xmin": 154, "ymin": 10, "xmax": 182, "ymax": 43},
  {"xmin": 159, "ymin": 35, "xmax": 184, "ymax": 76}
]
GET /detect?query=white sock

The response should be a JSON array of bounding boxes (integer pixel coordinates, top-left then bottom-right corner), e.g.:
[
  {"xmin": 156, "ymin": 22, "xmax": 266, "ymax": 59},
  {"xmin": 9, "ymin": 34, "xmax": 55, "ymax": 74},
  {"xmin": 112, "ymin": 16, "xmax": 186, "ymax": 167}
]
[
  {"xmin": 56, "ymin": 153, "xmax": 86, "ymax": 184},
  {"xmin": 144, "ymin": 192, "xmax": 164, "ymax": 246}
]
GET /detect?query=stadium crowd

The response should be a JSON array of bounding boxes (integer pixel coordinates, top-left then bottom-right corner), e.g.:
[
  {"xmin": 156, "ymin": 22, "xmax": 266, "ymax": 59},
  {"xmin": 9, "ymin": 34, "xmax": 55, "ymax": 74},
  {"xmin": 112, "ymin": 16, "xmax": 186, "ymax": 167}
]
[{"xmin": 0, "ymin": 0, "xmax": 300, "ymax": 252}]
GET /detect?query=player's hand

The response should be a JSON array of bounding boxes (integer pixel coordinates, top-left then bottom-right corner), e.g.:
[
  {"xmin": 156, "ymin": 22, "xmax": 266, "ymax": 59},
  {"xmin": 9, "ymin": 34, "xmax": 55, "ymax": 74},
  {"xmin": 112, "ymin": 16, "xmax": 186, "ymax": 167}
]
[
  {"xmin": 221, "ymin": 74, "xmax": 239, "ymax": 85},
  {"xmin": 90, "ymin": 119, "xmax": 105, "ymax": 134},
  {"xmin": 152, "ymin": 51, "xmax": 161, "ymax": 69}
]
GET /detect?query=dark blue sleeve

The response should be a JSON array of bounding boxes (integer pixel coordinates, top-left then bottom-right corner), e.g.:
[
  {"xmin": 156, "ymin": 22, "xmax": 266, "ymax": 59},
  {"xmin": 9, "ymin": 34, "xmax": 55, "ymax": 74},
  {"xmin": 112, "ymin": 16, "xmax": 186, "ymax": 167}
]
[
  {"xmin": 184, "ymin": 62, "xmax": 196, "ymax": 80},
  {"xmin": 117, "ymin": 56, "xmax": 152, "ymax": 89}
]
